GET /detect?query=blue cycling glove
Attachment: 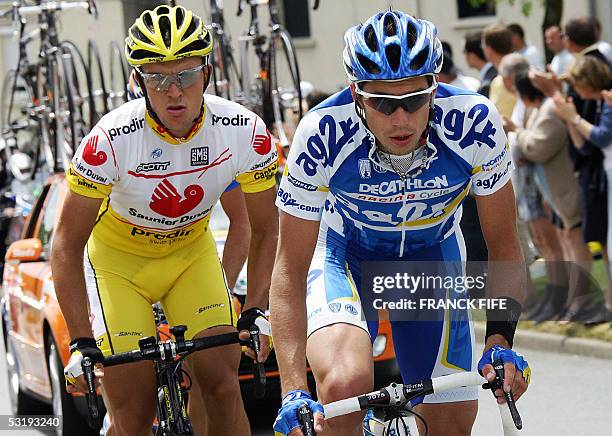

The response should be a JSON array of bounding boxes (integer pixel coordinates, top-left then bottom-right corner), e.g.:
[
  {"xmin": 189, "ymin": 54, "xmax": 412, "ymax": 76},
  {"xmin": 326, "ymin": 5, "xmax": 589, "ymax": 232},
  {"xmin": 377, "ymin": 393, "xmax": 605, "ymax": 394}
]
[
  {"xmin": 478, "ymin": 345, "xmax": 531, "ymax": 385},
  {"xmin": 273, "ymin": 390, "xmax": 324, "ymax": 435}
]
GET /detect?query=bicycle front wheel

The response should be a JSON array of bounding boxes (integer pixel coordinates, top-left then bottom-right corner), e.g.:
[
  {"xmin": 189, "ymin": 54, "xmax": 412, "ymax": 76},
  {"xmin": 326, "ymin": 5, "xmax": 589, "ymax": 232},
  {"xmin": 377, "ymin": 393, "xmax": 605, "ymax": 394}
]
[
  {"xmin": 211, "ymin": 31, "xmax": 242, "ymax": 100},
  {"xmin": 268, "ymin": 28, "xmax": 303, "ymax": 147},
  {"xmin": 109, "ymin": 40, "xmax": 129, "ymax": 108},
  {"xmin": 88, "ymin": 40, "xmax": 109, "ymax": 121},
  {"xmin": 0, "ymin": 69, "xmax": 40, "ymax": 181}
]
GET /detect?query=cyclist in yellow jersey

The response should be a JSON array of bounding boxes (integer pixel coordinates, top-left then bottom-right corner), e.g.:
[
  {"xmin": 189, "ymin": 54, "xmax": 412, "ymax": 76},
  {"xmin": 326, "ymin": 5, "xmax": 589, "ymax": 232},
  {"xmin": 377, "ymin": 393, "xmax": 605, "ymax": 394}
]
[{"xmin": 51, "ymin": 5, "xmax": 278, "ymax": 435}]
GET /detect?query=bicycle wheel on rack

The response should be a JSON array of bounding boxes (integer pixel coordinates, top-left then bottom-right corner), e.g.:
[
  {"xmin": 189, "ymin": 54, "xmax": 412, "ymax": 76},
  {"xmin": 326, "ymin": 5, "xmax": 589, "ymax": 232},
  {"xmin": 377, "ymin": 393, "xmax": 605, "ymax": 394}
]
[
  {"xmin": 88, "ymin": 40, "xmax": 108, "ymax": 121},
  {"xmin": 211, "ymin": 32, "xmax": 242, "ymax": 100},
  {"xmin": 52, "ymin": 50, "xmax": 80, "ymax": 169},
  {"xmin": 61, "ymin": 40, "xmax": 96, "ymax": 131},
  {"xmin": 0, "ymin": 69, "xmax": 41, "ymax": 181},
  {"xmin": 267, "ymin": 28, "xmax": 302, "ymax": 147},
  {"xmin": 108, "ymin": 40, "xmax": 129, "ymax": 108}
]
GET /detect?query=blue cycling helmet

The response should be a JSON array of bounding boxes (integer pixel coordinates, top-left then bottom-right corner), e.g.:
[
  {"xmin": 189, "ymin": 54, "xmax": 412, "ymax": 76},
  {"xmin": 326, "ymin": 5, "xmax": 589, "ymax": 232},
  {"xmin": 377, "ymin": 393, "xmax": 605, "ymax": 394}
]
[{"xmin": 343, "ymin": 10, "xmax": 443, "ymax": 82}]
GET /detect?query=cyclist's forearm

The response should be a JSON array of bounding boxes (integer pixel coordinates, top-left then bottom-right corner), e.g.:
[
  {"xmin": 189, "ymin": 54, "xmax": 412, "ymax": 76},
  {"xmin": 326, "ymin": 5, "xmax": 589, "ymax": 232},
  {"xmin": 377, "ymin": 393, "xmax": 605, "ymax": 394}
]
[
  {"xmin": 51, "ymin": 243, "xmax": 93, "ymax": 340},
  {"xmin": 270, "ymin": 262, "xmax": 310, "ymax": 395},
  {"xmin": 222, "ymin": 221, "xmax": 250, "ymax": 290},
  {"xmin": 244, "ymin": 226, "xmax": 277, "ymax": 310}
]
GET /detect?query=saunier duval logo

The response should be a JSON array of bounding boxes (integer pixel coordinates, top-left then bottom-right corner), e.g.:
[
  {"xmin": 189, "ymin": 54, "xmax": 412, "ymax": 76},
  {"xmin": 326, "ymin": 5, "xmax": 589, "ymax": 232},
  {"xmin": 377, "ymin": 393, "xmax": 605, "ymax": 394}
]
[
  {"xmin": 211, "ymin": 113, "xmax": 250, "ymax": 126},
  {"xmin": 191, "ymin": 147, "xmax": 209, "ymax": 166},
  {"xmin": 135, "ymin": 161, "xmax": 171, "ymax": 173},
  {"xmin": 75, "ymin": 161, "xmax": 108, "ymax": 184},
  {"xmin": 108, "ymin": 117, "xmax": 145, "ymax": 140}
]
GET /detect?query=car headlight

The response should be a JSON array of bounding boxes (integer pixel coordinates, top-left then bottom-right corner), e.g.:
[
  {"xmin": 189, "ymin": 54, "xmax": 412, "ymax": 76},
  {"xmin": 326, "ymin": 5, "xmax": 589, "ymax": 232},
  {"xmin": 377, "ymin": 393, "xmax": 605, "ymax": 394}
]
[{"xmin": 372, "ymin": 334, "xmax": 387, "ymax": 358}]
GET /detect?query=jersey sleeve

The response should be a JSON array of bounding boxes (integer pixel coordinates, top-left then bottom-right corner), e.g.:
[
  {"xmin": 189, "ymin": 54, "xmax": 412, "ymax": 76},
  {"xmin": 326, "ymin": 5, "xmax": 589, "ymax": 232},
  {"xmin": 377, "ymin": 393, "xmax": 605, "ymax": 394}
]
[
  {"xmin": 235, "ymin": 115, "xmax": 278, "ymax": 194},
  {"xmin": 66, "ymin": 127, "xmax": 118, "ymax": 199},
  {"xmin": 275, "ymin": 113, "xmax": 330, "ymax": 221},
  {"xmin": 469, "ymin": 99, "xmax": 514, "ymax": 196}
]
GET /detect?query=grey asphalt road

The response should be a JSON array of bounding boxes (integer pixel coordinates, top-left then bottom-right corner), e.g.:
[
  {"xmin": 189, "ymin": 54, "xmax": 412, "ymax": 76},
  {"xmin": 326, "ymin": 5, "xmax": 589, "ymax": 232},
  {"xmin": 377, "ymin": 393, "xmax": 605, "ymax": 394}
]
[{"xmin": 1, "ymin": 321, "xmax": 612, "ymax": 435}]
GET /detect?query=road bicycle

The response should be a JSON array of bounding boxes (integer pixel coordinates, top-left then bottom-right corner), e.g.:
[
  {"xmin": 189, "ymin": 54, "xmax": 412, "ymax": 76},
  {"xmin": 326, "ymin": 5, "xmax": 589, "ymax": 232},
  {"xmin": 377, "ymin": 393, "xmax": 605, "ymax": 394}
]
[
  {"xmin": 299, "ymin": 362, "xmax": 523, "ymax": 435},
  {"xmin": 205, "ymin": 0, "xmax": 242, "ymax": 100},
  {"xmin": 236, "ymin": 0, "xmax": 303, "ymax": 148},
  {"xmin": 82, "ymin": 312, "xmax": 266, "ymax": 435},
  {"xmin": 0, "ymin": 0, "xmax": 98, "ymax": 181}
]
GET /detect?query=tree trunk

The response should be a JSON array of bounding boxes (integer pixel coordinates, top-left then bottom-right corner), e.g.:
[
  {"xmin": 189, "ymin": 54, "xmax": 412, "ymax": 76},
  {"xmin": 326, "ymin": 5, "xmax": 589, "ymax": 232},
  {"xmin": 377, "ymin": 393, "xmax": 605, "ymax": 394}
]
[{"xmin": 542, "ymin": 0, "xmax": 564, "ymax": 64}]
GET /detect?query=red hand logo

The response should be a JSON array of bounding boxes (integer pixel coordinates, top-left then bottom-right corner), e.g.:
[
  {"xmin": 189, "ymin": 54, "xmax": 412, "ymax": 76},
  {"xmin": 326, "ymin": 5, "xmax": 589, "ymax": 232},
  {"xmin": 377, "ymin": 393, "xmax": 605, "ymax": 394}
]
[
  {"xmin": 253, "ymin": 130, "xmax": 272, "ymax": 155},
  {"xmin": 82, "ymin": 135, "xmax": 107, "ymax": 166},
  {"xmin": 149, "ymin": 178, "xmax": 204, "ymax": 218}
]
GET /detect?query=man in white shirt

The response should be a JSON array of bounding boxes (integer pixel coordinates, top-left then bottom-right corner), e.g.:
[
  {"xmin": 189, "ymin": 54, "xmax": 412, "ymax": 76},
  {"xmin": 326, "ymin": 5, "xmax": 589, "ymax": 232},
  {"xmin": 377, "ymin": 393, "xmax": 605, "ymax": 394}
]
[
  {"xmin": 439, "ymin": 48, "xmax": 480, "ymax": 92},
  {"xmin": 544, "ymin": 25, "xmax": 574, "ymax": 76},
  {"xmin": 508, "ymin": 23, "xmax": 545, "ymax": 69}
]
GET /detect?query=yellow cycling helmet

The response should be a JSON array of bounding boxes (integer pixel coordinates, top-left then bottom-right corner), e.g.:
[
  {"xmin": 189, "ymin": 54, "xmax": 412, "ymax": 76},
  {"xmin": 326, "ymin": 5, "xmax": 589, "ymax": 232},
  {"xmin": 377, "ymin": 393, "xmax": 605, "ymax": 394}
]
[{"xmin": 125, "ymin": 4, "xmax": 213, "ymax": 66}]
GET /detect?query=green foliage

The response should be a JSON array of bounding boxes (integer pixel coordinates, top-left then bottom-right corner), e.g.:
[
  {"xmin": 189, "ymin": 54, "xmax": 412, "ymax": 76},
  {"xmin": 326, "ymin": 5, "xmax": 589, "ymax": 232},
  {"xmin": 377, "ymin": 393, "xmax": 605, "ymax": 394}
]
[{"xmin": 467, "ymin": 0, "xmax": 542, "ymax": 17}]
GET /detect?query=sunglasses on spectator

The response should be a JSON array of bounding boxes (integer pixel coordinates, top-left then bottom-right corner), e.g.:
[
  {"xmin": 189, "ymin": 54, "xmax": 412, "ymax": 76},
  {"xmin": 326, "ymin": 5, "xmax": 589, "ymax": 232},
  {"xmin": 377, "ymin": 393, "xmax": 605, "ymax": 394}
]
[
  {"xmin": 354, "ymin": 80, "xmax": 437, "ymax": 115},
  {"xmin": 137, "ymin": 63, "xmax": 208, "ymax": 92}
]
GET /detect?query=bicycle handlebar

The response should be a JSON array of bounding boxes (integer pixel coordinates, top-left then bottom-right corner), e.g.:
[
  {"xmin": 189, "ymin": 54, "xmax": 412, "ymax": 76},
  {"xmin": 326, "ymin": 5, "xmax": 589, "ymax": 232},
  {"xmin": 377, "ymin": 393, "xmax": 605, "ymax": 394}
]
[
  {"xmin": 322, "ymin": 366, "xmax": 522, "ymax": 435},
  {"xmin": 16, "ymin": 1, "xmax": 97, "ymax": 18},
  {"xmin": 82, "ymin": 325, "xmax": 266, "ymax": 424}
]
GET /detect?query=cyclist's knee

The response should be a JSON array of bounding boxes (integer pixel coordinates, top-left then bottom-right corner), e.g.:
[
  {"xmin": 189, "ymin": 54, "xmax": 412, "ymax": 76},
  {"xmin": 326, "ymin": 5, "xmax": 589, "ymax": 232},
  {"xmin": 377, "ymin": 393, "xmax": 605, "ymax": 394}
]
[
  {"xmin": 315, "ymin": 368, "xmax": 373, "ymax": 432},
  {"xmin": 198, "ymin": 371, "xmax": 241, "ymax": 401},
  {"xmin": 108, "ymin": 408, "xmax": 157, "ymax": 436}
]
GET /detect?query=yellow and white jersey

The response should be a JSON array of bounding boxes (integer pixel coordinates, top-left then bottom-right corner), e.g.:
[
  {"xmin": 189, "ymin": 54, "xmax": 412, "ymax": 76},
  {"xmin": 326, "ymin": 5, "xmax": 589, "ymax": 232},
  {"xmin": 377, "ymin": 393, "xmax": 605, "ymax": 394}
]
[{"xmin": 68, "ymin": 95, "xmax": 277, "ymax": 257}]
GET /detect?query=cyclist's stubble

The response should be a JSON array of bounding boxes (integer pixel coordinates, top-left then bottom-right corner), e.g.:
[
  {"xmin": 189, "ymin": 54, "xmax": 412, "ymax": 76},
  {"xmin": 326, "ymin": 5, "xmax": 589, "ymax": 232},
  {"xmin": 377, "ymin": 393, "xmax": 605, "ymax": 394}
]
[
  {"xmin": 141, "ymin": 58, "xmax": 209, "ymax": 138},
  {"xmin": 354, "ymin": 76, "xmax": 433, "ymax": 156}
]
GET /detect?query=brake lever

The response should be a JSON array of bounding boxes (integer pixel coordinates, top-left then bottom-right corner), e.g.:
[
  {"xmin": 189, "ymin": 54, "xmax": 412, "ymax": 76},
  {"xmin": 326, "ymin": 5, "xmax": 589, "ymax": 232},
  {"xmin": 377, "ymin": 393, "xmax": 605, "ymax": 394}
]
[
  {"xmin": 298, "ymin": 404, "xmax": 316, "ymax": 436},
  {"xmin": 249, "ymin": 324, "xmax": 266, "ymax": 398},
  {"xmin": 81, "ymin": 357, "xmax": 101, "ymax": 427},
  {"xmin": 482, "ymin": 359, "xmax": 523, "ymax": 430}
]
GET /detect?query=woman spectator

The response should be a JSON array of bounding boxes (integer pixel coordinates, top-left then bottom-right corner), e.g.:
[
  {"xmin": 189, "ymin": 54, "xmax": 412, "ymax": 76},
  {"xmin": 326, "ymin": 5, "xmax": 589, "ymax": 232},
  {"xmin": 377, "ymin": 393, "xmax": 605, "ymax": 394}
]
[
  {"xmin": 553, "ymin": 56, "xmax": 612, "ymax": 321},
  {"xmin": 506, "ymin": 72, "xmax": 593, "ymax": 321}
]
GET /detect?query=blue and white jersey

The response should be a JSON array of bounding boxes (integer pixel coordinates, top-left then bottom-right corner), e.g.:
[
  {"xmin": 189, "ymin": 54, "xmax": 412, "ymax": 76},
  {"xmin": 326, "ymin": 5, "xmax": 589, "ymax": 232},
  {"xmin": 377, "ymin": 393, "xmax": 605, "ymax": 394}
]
[{"xmin": 276, "ymin": 83, "xmax": 513, "ymax": 257}]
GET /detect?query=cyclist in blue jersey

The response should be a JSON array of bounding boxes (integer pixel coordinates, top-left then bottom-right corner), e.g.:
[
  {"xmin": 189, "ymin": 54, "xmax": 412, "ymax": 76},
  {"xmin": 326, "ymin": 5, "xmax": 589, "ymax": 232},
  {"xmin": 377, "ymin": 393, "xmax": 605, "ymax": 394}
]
[{"xmin": 270, "ymin": 11, "xmax": 530, "ymax": 436}]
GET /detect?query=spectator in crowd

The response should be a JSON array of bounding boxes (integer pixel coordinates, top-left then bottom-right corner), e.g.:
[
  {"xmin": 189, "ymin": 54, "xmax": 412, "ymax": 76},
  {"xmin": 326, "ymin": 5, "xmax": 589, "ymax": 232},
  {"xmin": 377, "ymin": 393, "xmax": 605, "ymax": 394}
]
[
  {"xmin": 438, "ymin": 48, "xmax": 480, "ymax": 91},
  {"xmin": 506, "ymin": 72, "xmax": 592, "ymax": 321},
  {"xmin": 463, "ymin": 30, "xmax": 497, "ymax": 97},
  {"xmin": 499, "ymin": 53, "xmax": 568, "ymax": 319},
  {"xmin": 508, "ymin": 23, "xmax": 545, "ymax": 69},
  {"xmin": 441, "ymin": 40, "xmax": 453, "ymax": 58},
  {"xmin": 553, "ymin": 56, "xmax": 612, "ymax": 321},
  {"xmin": 544, "ymin": 25, "xmax": 574, "ymax": 76},
  {"xmin": 589, "ymin": 17, "xmax": 612, "ymax": 65},
  {"xmin": 483, "ymin": 23, "xmax": 516, "ymax": 118}
]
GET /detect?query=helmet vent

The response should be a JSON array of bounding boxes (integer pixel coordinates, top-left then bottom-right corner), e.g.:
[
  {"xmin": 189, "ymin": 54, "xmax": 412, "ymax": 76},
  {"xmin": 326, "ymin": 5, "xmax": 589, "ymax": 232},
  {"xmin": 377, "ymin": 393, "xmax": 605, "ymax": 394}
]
[
  {"xmin": 385, "ymin": 44, "xmax": 401, "ymax": 71},
  {"xmin": 183, "ymin": 19, "xmax": 198, "ymax": 42},
  {"xmin": 134, "ymin": 28, "xmax": 154, "ymax": 46},
  {"xmin": 159, "ymin": 16, "xmax": 172, "ymax": 48},
  {"xmin": 176, "ymin": 40, "xmax": 207, "ymax": 56},
  {"xmin": 364, "ymin": 25, "xmax": 378, "ymax": 52},
  {"xmin": 410, "ymin": 46, "xmax": 429, "ymax": 71},
  {"xmin": 357, "ymin": 53, "xmax": 381, "ymax": 74},
  {"xmin": 407, "ymin": 21, "xmax": 418, "ymax": 48},
  {"xmin": 143, "ymin": 13, "xmax": 154, "ymax": 31},
  {"xmin": 175, "ymin": 7, "xmax": 185, "ymax": 26},
  {"xmin": 156, "ymin": 6, "xmax": 170, "ymax": 16},
  {"xmin": 383, "ymin": 14, "xmax": 397, "ymax": 37}
]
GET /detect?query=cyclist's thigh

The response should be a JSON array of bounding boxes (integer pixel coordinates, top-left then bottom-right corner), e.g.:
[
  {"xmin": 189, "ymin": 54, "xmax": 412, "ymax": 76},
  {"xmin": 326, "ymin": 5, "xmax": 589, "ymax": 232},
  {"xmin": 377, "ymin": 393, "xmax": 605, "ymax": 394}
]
[
  {"xmin": 85, "ymin": 239, "xmax": 157, "ymax": 355},
  {"xmin": 305, "ymin": 228, "xmax": 376, "ymax": 339},
  {"xmin": 161, "ymin": 231, "xmax": 237, "ymax": 338},
  {"xmin": 307, "ymin": 323, "xmax": 374, "ymax": 402},
  {"xmin": 391, "ymin": 232, "xmax": 478, "ymax": 406},
  {"xmin": 305, "ymin": 230, "xmax": 375, "ymax": 401}
]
